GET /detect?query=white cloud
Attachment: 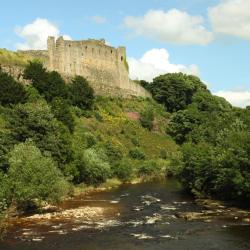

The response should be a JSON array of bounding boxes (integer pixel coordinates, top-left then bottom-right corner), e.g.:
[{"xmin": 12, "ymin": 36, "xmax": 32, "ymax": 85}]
[
  {"xmin": 123, "ymin": 9, "xmax": 214, "ymax": 45},
  {"xmin": 91, "ymin": 15, "xmax": 107, "ymax": 24},
  {"xmin": 214, "ymin": 90, "xmax": 250, "ymax": 108},
  {"xmin": 15, "ymin": 18, "xmax": 71, "ymax": 50},
  {"xmin": 128, "ymin": 48, "xmax": 199, "ymax": 82},
  {"xmin": 209, "ymin": 0, "xmax": 250, "ymax": 40}
]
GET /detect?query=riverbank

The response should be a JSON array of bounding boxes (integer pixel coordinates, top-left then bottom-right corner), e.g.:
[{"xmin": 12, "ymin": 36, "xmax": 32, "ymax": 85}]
[{"xmin": 1, "ymin": 180, "xmax": 250, "ymax": 250}]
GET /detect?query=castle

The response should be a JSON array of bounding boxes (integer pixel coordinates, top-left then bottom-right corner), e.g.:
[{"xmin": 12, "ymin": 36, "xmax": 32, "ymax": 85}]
[{"xmin": 18, "ymin": 36, "xmax": 150, "ymax": 98}]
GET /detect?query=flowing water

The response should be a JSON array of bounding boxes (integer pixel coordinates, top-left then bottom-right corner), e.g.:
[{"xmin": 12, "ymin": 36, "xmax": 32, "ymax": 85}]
[{"xmin": 1, "ymin": 179, "xmax": 250, "ymax": 250}]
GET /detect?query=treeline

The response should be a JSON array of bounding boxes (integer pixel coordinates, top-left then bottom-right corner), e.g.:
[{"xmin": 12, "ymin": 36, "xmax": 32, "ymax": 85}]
[{"xmin": 140, "ymin": 73, "xmax": 250, "ymax": 205}]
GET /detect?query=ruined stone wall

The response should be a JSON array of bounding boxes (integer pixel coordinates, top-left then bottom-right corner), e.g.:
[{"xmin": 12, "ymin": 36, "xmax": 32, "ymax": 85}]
[
  {"xmin": 47, "ymin": 37, "xmax": 150, "ymax": 98},
  {"xmin": 4, "ymin": 37, "xmax": 150, "ymax": 98}
]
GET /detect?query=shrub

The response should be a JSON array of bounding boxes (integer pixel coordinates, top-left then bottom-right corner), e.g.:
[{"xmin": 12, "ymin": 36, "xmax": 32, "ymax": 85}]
[
  {"xmin": 51, "ymin": 97, "xmax": 75, "ymax": 133},
  {"xmin": 84, "ymin": 132, "xmax": 97, "ymax": 148},
  {"xmin": 113, "ymin": 158, "xmax": 134, "ymax": 182},
  {"xmin": 140, "ymin": 108, "xmax": 154, "ymax": 131},
  {"xmin": 131, "ymin": 137, "xmax": 140, "ymax": 147},
  {"xmin": 8, "ymin": 141, "xmax": 69, "ymax": 209},
  {"xmin": 129, "ymin": 147, "xmax": 146, "ymax": 160},
  {"xmin": 0, "ymin": 69, "xmax": 26, "ymax": 106},
  {"xmin": 103, "ymin": 141, "xmax": 123, "ymax": 163},
  {"xmin": 69, "ymin": 76, "xmax": 94, "ymax": 110},
  {"xmin": 75, "ymin": 148, "xmax": 111, "ymax": 185},
  {"xmin": 160, "ymin": 149, "xmax": 168, "ymax": 159},
  {"xmin": 138, "ymin": 160, "xmax": 161, "ymax": 177}
]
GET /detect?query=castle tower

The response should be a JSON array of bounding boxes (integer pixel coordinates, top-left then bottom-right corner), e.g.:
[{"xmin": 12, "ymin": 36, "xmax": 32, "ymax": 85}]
[{"xmin": 47, "ymin": 36, "xmax": 55, "ymax": 70}]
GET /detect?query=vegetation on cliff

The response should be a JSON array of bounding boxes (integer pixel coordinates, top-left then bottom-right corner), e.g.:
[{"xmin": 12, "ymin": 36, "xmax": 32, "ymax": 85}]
[
  {"xmin": 0, "ymin": 62, "xmax": 178, "ymax": 222},
  {"xmin": 0, "ymin": 59, "xmax": 249, "ymax": 237},
  {"xmin": 141, "ymin": 73, "xmax": 250, "ymax": 205}
]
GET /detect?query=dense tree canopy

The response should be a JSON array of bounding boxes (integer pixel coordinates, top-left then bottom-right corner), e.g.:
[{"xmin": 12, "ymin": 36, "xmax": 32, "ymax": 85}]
[
  {"xmin": 0, "ymin": 69, "xmax": 26, "ymax": 106},
  {"xmin": 149, "ymin": 73, "xmax": 207, "ymax": 112}
]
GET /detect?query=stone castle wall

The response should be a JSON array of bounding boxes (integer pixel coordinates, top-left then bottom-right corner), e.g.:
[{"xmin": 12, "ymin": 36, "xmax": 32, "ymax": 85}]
[
  {"xmin": 5, "ymin": 37, "xmax": 150, "ymax": 98},
  {"xmin": 47, "ymin": 36, "xmax": 150, "ymax": 97}
]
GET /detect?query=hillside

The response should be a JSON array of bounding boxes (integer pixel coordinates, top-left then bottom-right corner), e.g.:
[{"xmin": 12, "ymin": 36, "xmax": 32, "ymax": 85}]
[{"xmin": 0, "ymin": 49, "xmax": 30, "ymax": 67}]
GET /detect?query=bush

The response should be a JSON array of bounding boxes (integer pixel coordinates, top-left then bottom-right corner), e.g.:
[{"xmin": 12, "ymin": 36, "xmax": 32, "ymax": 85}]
[
  {"xmin": 138, "ymin": 160, "xmax": 162, "ymax": 177},
  {"xmin": 131, "ymin": 137, "xmax": 140, "ymax": 147},
  {"xmin": 69, "ymin": 76, "xmax": 94, "ymax": 110},
  {"xmin": 51, "ymin": 97, "xmax": 75, "ymax": 133},
  {"xmin": 84, "ymin": 132, "xmax": 97, "ymax": 148},
  {"xmin": 140, "ymin": 108, "xmax": 154, "ymax": 131},
  {"xmin": 8, "ymin": 141, "xmax": 69, "ymax": 209},
  {"xmin": 74, "ymin": 148, "xmax": 111, "ymax": 185},
  {"xmin": 129, "ymin": 147, "xmax": 146, "ymax": 160},
  {"xmin": 0, "ymin": 69, "xmax": 26, "ymax": 106},
  {"xmin": 113, "ymin": 158, "xmax": 134, "ymax": 182},
  {"xmin": 103, "ymin": 141, "xmax": 123, "ymax": 163}
]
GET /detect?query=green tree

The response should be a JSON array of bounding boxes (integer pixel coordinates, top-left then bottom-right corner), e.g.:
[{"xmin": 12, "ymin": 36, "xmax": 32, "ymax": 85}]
[
  {"xmin": 0, "ymin": 69, "xmax": 26, "ymax": 106},
  {"xmin": 69, "ymin": 76, "xmax": 94, "ymax": 110},
  {"xmin": 6, "ymin": 100, "xmax": 72, "ymax": 167},
  {"xmin": 8, "ymin": 141, "xmax": 68, "ymax": 209},
  {"xmin": 149, "ymin": 73, "xmax": 207, "ymax": 112},
  {"xmin": 24, "ymin": 61, "xmax": 67, "ymax": 102},
  {"xmin": 51, "ymin": 97, "xmax": 75, "ymax": 133}
]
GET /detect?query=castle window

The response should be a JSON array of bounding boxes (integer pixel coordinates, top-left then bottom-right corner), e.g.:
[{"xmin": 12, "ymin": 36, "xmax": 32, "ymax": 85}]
[
  {"xmin": 121, "ymin": 56, "xmax": 123, "ymax": 61},
  {"xmin": 111, "ymin": 50, "xmax": 113, "ymax": 54},
  {"xmin": 85, "ymin": 46, "xmax": 87, "ymax": 50}
]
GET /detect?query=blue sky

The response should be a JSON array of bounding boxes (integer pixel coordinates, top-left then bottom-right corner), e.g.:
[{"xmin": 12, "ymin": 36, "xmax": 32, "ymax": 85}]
[{"xmin": 1, "ymin": 0, "xmax": 250, "ymax": 107}]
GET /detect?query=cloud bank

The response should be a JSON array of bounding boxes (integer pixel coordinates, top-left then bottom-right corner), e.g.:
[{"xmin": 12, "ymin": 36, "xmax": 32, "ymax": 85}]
[
  {"xmin": 128, "ymin": 48, "xmax": 199, "ymax": 82},
  {"xmin": 15, "ymin": 18, "xmax": 71, "ymax": 50},
  {"xmin": 209, "ymin": 0, "xmax": 250, "ymax": 40},
  {"xmin": 124, "ymin": 9, "xmax": 214, "ymax": 45},
  {"xmin": 214, "ymin": 90, "xmax": 250, "ymax": 108}
]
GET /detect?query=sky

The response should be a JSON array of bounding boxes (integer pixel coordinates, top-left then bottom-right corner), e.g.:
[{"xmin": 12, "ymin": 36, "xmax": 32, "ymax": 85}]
[{"xmin": 1, "ymin": 0, "xmax": 250, "ymax": 107}]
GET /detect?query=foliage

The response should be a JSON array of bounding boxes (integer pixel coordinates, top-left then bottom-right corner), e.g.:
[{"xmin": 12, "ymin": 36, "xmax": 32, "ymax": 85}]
[
  {"xmin": 149, "ymin": 73, "xmax": 207, "ymax": 112},
  {"xmin": 129, "ymin": 147, "xmax": 146, "ymax": 160},
  {"xmin": 103, "ymin": 141, "xmax": 123, "ymax": 163},
  {"xmin": 0, "ymin": 68, "xmax": 26, "ymax": 106},
  {"xmin": 6, "ymin": 100, "xmax": 72, "ymax": 166},
  {"xmin": 113, "ymin": 158, "xmax": 134, "ymax": 182},
  {"xmin": 138, "ymin": 160, "xmax": 162, "ymax": 177},
  {"xmin": 24, "ymin": 61, "xmax": 67, "ymax": 102},
  {"xmin": 140, "ymin": 108, "xmax": 154, "ymax": 131},
  {"xmin": 0, "ymin": 49, "xmax": 30, "ymax": 66},
  {"xmin": 75, "ymin": 148, "xmax": 111, "ymax": 185},
  {"xmin": 51, "ymin": 97, "xmax": 75, "ymax": 133},
  {"xmin": 8, "ymin": 141, "xmax": 69, "ymax": 209},
  {"xmin": 69, "ymin": 76, "xmax": 94, "ymax": 110}
]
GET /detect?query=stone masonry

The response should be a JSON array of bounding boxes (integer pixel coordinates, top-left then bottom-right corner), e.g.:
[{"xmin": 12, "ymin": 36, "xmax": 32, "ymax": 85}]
[{"xmin": 18, "ymin": 36, "xmax": 150, "ymax": 98}]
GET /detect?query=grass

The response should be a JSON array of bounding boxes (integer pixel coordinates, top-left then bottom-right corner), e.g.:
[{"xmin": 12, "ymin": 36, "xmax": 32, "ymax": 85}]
[
  {"xmin": 0, "ymin": 49, "xmax": 30, "ymax": 67},
  {"xmin": 78, "ymin": 97, "xmax": 178, "ymax": 159}
]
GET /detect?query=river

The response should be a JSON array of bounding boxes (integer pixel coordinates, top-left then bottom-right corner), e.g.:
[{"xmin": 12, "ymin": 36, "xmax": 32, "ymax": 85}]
[{"xmin": 0, "ymin": 179, "xmax": 250, "ymax": 250}]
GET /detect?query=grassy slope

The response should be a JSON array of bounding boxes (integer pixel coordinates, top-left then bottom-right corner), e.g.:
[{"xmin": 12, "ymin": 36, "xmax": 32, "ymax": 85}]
[
  {"xmin": 0, "ymin": 49, "xmax": 30, "ymax": 67},
  {"xmin": 74, "ymin": 97, "xmax": 178, "ymax": 160}
]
